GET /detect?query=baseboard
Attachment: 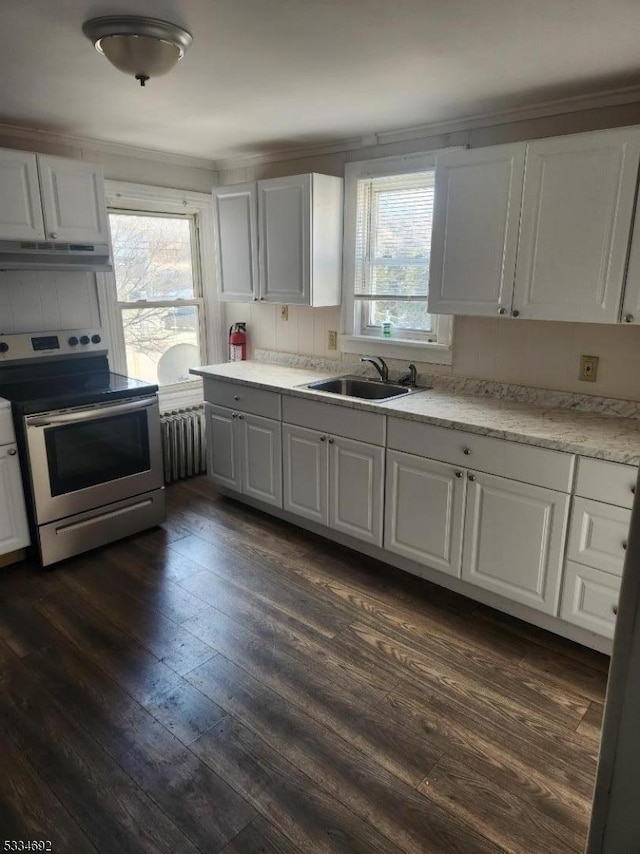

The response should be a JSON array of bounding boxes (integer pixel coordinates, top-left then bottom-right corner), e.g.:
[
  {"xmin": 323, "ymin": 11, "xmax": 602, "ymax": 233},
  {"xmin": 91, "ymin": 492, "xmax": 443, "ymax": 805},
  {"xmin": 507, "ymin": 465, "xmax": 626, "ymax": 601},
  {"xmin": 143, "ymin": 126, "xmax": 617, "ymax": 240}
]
[{"xmin": 0, "ymin": 548, "xmax": 27, "ymax": 569}]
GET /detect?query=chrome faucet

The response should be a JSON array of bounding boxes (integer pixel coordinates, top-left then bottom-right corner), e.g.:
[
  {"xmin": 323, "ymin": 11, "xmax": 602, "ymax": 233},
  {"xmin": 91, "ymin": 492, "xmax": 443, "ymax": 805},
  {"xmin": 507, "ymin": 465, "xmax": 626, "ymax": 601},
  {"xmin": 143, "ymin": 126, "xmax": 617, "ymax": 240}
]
[
  {"xmin": 398, "ymin": 363, "xmax": 418, "ymax": 387},
  {"xmin": 361, "ymin": 356, "xmax": 389, "ymax": 383}
]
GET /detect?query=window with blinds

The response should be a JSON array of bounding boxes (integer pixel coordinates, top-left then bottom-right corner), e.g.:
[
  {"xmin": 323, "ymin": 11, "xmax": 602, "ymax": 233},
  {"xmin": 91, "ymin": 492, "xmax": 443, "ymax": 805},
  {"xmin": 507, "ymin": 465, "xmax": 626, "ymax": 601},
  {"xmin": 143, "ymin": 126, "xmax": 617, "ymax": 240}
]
[{"xmin": 354, "ymin": 170, "xmax": 435, "ymax": 335}]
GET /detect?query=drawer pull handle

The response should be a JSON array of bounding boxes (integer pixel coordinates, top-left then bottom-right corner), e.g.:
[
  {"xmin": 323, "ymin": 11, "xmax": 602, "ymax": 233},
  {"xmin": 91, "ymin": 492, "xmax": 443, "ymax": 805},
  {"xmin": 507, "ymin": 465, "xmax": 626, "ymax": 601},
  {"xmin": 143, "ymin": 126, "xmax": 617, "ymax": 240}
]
[
  {"xmin": 455, "ymin": 471, "xmax": 463, "ymax": 478},
  {"xmin": 468, "ymin": 473, "xmax": 476, "ymax": 482},
  {"xmin": 463, "ymin": 447, "xmax": 471, "ymax": 456},
  {"xmin": 622, "ymin": 541, "xmax": 628, "ymax": 551},
  {"xmin": 512, "ymin": 309, "xmax": 520, "ymax": 318},
  {"xmin": 231, "ymin": 412, "xmax": 238, "ymax": 419},
  {"xmin": 498, "ymin": 307, "xmax": 506, "ymax": 316},
  {"xmin": 632, "ymin": 485, "xmax": 636, "ymax": 495},
  {"xmin": 234, "ymin": 395, "xmax": 241, "ymax": 401},
  {"xmin": 613, "ymin": 605, "xmax": 618, "ymax": 616},
  {"xmin": 320, "ymin": 436, "xmax": 326, "ymax": 442},
  {"xmin": 624, "ymin": 313, "xmax": 634, "ymax": 323},
  {"xmin": 238, "ymin": 414, "xmax": 245, "ymax": 420},
  {"xmin": 328, "ymin": 438, "xmax": 335, "ymax": 444},
  {"xmin": 7, "ymin": 448, "xmax": 17, "ymax": 456}
]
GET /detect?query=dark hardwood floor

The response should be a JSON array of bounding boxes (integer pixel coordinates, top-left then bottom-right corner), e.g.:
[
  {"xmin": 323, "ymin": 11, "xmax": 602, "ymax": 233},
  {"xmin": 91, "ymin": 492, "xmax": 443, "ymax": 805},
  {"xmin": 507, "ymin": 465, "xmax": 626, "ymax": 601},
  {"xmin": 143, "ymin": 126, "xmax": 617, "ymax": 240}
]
[{"xmin": 0, "ymin": 477, "xmax": 608, "ymax": 853}]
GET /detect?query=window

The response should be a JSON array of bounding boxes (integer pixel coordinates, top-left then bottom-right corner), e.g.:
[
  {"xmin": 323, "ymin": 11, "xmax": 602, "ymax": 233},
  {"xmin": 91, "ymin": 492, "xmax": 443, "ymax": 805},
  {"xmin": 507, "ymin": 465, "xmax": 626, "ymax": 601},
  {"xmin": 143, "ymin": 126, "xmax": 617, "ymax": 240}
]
[
  {"xmin": 109, "ymin": 211, "xmax": 205, "ymax": 387},
  {"xmin": 343, "ymin": 155, "xmax": 452, "ymax": 361}
]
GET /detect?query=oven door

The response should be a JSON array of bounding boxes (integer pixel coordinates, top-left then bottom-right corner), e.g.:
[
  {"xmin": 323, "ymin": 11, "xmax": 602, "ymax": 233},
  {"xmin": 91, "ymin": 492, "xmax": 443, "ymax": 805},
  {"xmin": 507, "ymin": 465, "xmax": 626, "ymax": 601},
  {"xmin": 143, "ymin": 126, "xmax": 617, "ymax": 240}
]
[{"xmin": 25, "ymin": 395, "xmax": 163, "ymax": 525}]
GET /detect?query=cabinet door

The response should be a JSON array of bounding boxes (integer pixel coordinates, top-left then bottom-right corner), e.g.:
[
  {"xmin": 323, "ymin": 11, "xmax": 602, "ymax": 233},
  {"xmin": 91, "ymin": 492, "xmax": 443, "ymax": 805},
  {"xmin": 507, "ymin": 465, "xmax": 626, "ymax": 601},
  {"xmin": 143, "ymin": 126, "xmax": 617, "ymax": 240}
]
[
  {"xmin": 560, "ymin": 561, "xmax": 620, "ymax": 640},
  {"xmin": 0, "ymin": 445, "xmax": 30, "ymax": 555},
  {"xmin": 37, "ymin": 155, "xmax": 109, "ymax": 243},
  {"xmin": 258, "ymin": 174, "xmax": 311, "ymax": 304},
  {"xmin": 0, "ymin": 149, "xmax": 44, "ymax": 240},
  {"xmin": 282, "ymin": 424, "xmax": 328, "ymax": 525},
  {"xmin": 513, "ymin": 128, "xmax": 640, "ymax": 323},
  {"xmin": 429, "ymin": 144, "xmax": 525, "ymax": 317},
  {"xmin": 462, "ymin": 472, "xmax": 569, "ymax": 614},
  {"xmin": 329, "ymin": 436, "xmax": 384, "ymax": 547},
  {"xmin": 213, "ymin": 183, "xmax": 259, "ymax": 302},
  {"xmin": 239, "ymin": 414, "xmax": 282, "ymax": 508},
  {"xmin": 385, "ymin": 450, "xmax": 464, "ymax": 577},
  {"xmin": 205, "ymin": 403, "xmax": 241, "ymax": 491}
]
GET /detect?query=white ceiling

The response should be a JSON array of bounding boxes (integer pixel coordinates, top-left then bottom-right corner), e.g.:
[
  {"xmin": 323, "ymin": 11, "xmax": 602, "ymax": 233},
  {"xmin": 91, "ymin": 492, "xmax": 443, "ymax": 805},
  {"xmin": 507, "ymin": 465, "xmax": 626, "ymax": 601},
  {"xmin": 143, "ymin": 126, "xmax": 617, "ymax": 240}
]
[{"xmin": 2, "ymin": 0, "xmax": 640, "ymax": 161}]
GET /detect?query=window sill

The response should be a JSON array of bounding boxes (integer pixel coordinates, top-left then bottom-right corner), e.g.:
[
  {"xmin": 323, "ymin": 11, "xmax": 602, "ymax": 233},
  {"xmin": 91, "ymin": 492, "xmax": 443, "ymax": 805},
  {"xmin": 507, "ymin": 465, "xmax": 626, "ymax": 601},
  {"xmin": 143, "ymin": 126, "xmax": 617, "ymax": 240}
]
[
  {"xmin": 340, "ymin": 335, "xmax": 453, "ymax": 365},
  {"xmin": 158, "ymin": 381, "xmax": 204, "ymax": 413}
]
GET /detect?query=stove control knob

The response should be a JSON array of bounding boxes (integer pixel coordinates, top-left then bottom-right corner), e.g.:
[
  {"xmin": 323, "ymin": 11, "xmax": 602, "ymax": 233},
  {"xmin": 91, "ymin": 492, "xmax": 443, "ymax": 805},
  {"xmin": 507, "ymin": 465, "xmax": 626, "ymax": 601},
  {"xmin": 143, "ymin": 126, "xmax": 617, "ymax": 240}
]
[
  {"xmin": 91, "ymin": 334, "xmax": 102, "ymax": 344},
  {"xmin": 0, "ymin": 342, "xmax": 8, "ymax": 353},
  {"xmin": 68, "ymin": 336, "xmax": 79, "ymax": 346},
  {"xmin": 80, "ymin": 335, "xmax": 90, "ymax": 345}
]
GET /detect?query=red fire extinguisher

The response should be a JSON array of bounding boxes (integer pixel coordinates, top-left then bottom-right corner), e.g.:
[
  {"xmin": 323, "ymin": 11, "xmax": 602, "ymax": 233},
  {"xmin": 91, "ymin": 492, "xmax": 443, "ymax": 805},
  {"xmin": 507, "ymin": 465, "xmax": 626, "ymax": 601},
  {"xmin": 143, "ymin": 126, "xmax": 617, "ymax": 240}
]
[{"xmin": 229, "ymin": 322, "xmax": 247, "ymax": 361}]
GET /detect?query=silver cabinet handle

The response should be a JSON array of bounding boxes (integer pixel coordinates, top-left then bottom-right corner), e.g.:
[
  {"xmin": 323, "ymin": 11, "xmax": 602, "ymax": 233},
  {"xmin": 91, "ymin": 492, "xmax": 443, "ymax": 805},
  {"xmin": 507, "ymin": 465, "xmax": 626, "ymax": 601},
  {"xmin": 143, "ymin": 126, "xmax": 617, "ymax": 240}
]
[
  {"xmin": 7, "ymin": 448, "xmax": 17, "ymax": 456},
  {"xmin": 512, "ymin": 309, "xmax": 520, "ymax": 317},
  {"xmin": 455, "ymin": 471, "xmax": 463, "ymax": 478},
  {"xmin": 622, "ymin": 541, "xmax": 628, "ymax": 551},
  {"xmin": 468, "ymin": 473, "xmax": 476, "ymax": 482},
  {"xmin": 320, "ymin": 436, "xmax": 326, "ymax": 442},
  {"xmin": 50, "ymin": 231, "xmax": 58, "ymax": 239},
  {"xmin": 463, "ymin": 447, "xmax": 471, "ymax": 456},
  {"xmin": 632, "ymin": 485, "xmax": 636, "ymax": 495},
  {"xmin": 234, "ymin": 395, "xmax": 241, "ymax": 401},
  {"xmin": 231, "ymin": 412, "xmax": 238, "ymax": 419},
  {"xmin": 613, "ymin": 605, "xmax": 619, "ymax": 616},
  {"xmin": 238, "ymin": 414, "xmax": 245, "ymax": 420},
  {"xmin": 328, "ymin": 438, "xmax": 335, "ymax": 444},
  {"xmin": 624, "ymin": 314, "xmax": 634, "ymax": 323},
  {"xmin": 498, "ymin": 307, "xmax": 506, "ymax": 316}
]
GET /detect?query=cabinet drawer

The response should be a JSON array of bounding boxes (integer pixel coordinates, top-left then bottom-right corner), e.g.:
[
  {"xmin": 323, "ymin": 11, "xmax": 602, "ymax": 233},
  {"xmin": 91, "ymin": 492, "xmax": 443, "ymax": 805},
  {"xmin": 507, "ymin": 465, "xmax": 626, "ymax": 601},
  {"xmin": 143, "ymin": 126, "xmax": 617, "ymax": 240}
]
[
  {"xmin": 387, "ymin": 418, "xmax": 574, "ymax": 492},
  {"xmin": 568, "ymin": 498, "xmax": 630, "ymax": 576},
  {"xmin": 283, "ymin": 396, "xmax": 385, "ymax": 445},
  {"xmin": 0, "ymin": 406, "xmax": 14, "ymax": 446},
  {"xmin": 203, "ymin": 379, "xmax": 281, "ymax": 420},
  {"xmin": 575, "ymin": 457, "xmax": 637, "ymax": 509},
  {"xmin": 561, "ymin": 561, "xmax": 620, "ymax": 640}
]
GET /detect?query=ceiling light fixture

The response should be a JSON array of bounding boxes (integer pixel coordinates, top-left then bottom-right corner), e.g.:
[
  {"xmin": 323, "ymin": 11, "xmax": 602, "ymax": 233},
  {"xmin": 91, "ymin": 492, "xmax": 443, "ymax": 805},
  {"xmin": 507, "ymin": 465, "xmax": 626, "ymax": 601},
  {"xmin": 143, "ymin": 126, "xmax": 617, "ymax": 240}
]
[{"xmin": 82, "ymin": 16, "xmax": 193, "ymax": 87}]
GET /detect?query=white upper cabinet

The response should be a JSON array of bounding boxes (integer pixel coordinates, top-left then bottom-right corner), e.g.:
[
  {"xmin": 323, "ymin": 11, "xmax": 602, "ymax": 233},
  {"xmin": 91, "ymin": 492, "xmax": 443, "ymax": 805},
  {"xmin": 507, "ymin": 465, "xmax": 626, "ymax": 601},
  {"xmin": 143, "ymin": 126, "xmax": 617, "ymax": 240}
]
[
  {"xmin": 512, "ymin": 127, "xmax": 640, "ymax": 323},
  {"xmin": 214, "ymin": 172, "xmax": 343, "ymax": 306},
  {"xmin": 0, "ymin": 149, "xmax": 45, "ymax": 240},
  {"xmin": 258, "ymin": 174, "xmax": 311, "ymax": 305},
  {"xmin": 0, "ymin": 148, "xmax": 109, "ymax": 245},
  {"xmin": 212, "ymin": 183, "xmax": 259, "ymax": 302},
  {"xmin": 429, "ymin": 143, "xmax": 525, "ymax": 317},
  {"xmin": 37, "ymin": 155, "xmax": 109, "ymax": 244}
]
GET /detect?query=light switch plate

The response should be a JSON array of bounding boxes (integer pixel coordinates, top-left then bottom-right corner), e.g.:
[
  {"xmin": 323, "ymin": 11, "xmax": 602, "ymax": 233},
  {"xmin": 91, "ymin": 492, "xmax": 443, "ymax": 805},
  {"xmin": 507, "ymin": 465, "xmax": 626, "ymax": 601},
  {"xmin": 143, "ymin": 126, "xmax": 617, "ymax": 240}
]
[{"xmin": 579, "ymin": 355, "xmax": 599, "ymax": 382}]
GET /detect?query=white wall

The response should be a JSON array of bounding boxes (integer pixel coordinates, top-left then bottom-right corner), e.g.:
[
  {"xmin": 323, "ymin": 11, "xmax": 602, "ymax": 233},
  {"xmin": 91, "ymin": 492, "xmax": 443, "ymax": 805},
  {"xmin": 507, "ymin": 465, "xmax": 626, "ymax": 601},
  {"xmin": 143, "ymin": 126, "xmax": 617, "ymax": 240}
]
[
  {"xmin": 219, "ymin": 100, "xmax": 640, "ymax": 401},
  {"xmin": 0, "ymin": 126, "xmax": 217, "ymax": 337}
]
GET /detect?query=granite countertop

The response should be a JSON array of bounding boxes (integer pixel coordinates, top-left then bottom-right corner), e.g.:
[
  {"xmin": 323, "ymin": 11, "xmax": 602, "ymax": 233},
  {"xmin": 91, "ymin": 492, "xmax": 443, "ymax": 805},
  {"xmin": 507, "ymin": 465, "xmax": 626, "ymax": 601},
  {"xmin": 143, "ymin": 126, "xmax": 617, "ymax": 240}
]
[{"xmin": 192, "ymin": 362, "xmax": 640, "ymax": 465}]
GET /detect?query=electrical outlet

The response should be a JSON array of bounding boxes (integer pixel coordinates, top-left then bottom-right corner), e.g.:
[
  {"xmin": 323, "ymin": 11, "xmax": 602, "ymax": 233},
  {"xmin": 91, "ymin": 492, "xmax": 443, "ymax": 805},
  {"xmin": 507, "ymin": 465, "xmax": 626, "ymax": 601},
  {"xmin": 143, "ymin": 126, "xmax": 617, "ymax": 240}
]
[
  {"xmin": 280, "ymin": 305, "xmax": 289, "ymax": 321},
  {"xmin": 328, "ymin": 330, "xmax": 338, "ymax": 351},
  {"xmin": 579, "ymin": 354, "xmax": 599, "ymax": 382}
]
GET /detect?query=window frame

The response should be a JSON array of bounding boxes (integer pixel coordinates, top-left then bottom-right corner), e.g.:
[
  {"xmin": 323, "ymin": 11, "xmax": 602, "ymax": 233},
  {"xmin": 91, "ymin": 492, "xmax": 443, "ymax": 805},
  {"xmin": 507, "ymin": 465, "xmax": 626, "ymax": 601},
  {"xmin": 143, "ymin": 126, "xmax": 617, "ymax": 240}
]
[
  {"xmin": 341, "ymin": 152, "xmax": 454, "ymax": 364},
  {"xmin": 98, "ymin": 182, "xmax": 224, "ymax": 409}
]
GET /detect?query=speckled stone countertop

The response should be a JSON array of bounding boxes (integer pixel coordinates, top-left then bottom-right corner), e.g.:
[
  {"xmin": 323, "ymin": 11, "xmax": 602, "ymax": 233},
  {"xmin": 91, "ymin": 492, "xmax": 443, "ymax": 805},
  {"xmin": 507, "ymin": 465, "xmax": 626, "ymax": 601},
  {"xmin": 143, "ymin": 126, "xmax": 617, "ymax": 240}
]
[{"xmin": 192, "ymin": 362, "xmax": 640, "ymax": 465}]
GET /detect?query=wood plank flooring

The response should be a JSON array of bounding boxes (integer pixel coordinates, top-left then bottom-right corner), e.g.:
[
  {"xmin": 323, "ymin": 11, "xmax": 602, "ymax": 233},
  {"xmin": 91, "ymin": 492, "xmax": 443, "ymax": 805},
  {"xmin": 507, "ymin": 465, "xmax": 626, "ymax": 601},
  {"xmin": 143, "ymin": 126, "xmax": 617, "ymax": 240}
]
[{"xmin": 0, "ymin": 477, "xmax": 608, "ymax": 853}]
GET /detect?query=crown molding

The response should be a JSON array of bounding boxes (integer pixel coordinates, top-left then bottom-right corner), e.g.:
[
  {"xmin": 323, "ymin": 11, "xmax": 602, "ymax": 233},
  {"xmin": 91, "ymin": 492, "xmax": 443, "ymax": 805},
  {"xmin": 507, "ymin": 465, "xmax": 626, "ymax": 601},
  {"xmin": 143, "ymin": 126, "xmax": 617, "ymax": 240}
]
[
  {"xmin": 212, "ymin": 83, "xmax": 640, "ymax": 173},
  {"xmin": 0, "ymin": 120, "xmax": 217, "ymax": 172}
]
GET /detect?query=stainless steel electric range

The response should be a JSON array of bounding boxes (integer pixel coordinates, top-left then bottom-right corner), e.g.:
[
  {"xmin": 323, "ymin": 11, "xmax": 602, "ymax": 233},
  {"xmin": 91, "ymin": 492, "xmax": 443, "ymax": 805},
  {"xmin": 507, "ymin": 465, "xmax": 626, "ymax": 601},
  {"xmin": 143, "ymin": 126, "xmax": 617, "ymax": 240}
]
[{"xmin": 0, "ymin": 329, "xmax": 166, "ymax": 566}]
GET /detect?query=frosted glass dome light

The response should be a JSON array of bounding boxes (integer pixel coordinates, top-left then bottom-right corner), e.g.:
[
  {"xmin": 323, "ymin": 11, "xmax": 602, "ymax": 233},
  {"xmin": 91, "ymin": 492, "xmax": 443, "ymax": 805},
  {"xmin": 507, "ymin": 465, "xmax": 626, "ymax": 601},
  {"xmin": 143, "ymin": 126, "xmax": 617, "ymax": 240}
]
[{"xmin": 82, "ymin": 16, "xmax": 193, "ymax": 86}]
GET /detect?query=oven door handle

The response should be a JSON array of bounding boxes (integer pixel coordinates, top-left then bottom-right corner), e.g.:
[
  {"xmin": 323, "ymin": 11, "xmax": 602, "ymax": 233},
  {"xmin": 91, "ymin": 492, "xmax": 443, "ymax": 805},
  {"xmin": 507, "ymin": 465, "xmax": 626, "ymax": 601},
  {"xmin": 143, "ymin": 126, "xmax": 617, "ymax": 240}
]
[{"xmin": 26, "ymin": 397, "xmax": 157, "ymax": 428}]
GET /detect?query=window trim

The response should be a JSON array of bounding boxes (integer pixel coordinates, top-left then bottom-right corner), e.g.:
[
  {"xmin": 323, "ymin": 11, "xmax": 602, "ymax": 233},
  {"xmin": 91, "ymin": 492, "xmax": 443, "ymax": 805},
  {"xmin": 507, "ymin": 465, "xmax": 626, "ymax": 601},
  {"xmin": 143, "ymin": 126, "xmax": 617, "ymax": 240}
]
[
  {"xmin": 341, "ymin": 151, "xmax": 454, "ymax": 364},
  {"xmin": 98, "ymin": 182, "xmax": 224, "ymax": 409}
]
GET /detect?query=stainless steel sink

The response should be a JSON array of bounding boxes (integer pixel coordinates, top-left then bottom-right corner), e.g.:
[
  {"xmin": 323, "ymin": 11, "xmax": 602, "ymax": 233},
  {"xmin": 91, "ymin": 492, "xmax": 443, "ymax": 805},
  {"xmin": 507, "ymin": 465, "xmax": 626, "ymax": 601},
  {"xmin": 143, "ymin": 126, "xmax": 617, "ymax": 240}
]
[{"xmin": 306, "ymin": 376, "xmax": 413, "ymax": 401}]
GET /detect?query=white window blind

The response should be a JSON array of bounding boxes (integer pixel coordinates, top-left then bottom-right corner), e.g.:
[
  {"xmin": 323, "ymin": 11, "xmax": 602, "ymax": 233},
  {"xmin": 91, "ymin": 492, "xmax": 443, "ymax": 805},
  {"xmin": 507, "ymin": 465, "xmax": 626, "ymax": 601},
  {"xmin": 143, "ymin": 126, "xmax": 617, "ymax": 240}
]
[{"xmin": 354, "ymin": 170, "xmax": 435, "ymax": 300}]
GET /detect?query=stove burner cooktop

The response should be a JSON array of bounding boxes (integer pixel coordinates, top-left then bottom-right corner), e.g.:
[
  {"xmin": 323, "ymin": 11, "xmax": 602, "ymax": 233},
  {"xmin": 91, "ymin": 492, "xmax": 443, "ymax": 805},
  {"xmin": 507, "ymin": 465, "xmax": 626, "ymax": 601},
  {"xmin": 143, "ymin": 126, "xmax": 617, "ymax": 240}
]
[{"xmin": 0, "ymin": 355, "xmax": 158, "ymax": 415}]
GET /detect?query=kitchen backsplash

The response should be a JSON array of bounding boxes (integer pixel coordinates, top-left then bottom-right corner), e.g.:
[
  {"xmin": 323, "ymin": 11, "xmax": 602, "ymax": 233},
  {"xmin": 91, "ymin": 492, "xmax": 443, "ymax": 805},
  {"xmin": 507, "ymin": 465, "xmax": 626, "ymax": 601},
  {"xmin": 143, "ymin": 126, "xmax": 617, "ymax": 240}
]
[
  {"xmin": 0, "ymin": 271, "xmax": 101, "ymax": 333},
  {"xmin": 225, "ymin": 302, "xmax": 640, "ymax": 402}
]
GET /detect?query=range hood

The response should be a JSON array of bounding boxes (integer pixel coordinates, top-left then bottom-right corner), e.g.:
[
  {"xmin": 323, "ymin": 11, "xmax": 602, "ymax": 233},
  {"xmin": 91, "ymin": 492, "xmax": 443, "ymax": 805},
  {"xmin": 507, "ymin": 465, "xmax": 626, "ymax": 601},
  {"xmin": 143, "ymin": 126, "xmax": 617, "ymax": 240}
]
[{"xmin": 0, "ymin": 240, "xmax": 113, "ymax": 273}]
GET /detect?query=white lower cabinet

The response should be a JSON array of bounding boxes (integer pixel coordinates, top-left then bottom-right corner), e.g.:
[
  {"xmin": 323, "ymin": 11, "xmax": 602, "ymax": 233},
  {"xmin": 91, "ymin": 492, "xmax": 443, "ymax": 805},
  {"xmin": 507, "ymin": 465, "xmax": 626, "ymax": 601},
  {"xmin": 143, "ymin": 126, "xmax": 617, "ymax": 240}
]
[
  {"xmin": 462, "ymin": 472, "xmax": 569, "ymax": 614},
  {"xmin": 385, "ymin": 450, "xmax": 465, "ymax": 577},
  {"xmin": 283, "ymin": 424, "xmax": 384, "ymax": 546},
  {"xmin": 283, "ymin": 424, "xmax": 328, "ymax": 524},
  {"xmin": 205, "ymin": 403, "xmax": 282, "ymax": 507},
  {"xmin": 0, "ymin": 444, "xmax": 30, "ymax": 555},
  {"xmin": 561, "ymin": 561, "xmax": 620, "ymax": 640}
]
